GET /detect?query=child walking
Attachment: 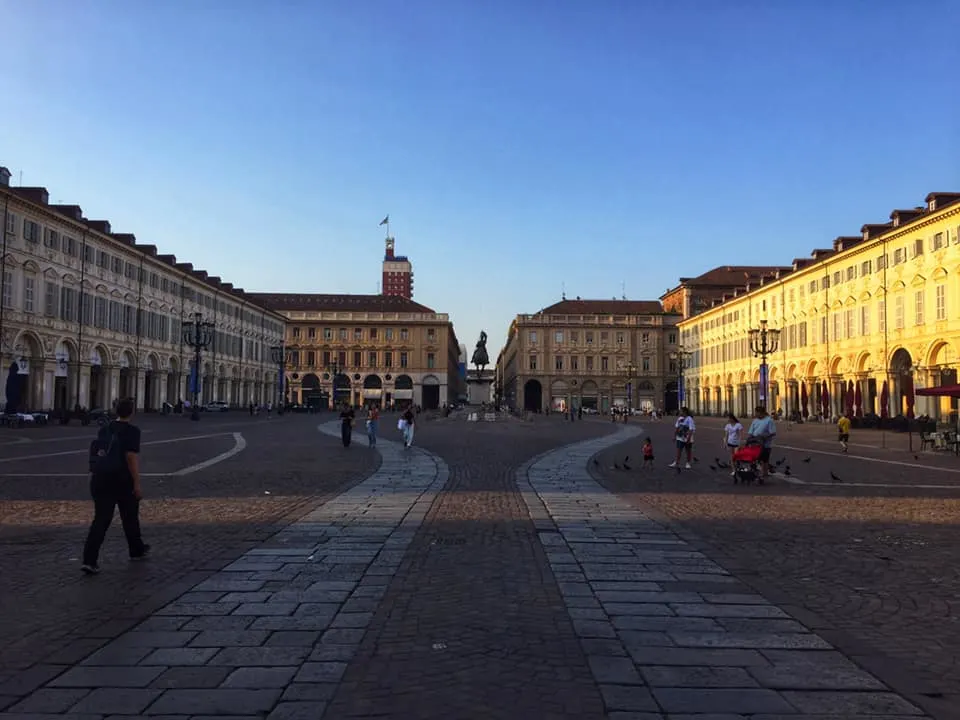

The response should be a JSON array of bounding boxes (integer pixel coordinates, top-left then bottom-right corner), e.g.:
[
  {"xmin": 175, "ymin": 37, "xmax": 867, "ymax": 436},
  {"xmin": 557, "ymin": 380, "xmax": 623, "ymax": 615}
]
[
  {"xmin": 642, "ymin": 437, "xmax": 655, "ymax": 469},
  {"xmin": 837, "ymin": 412, "xmax": 851, "ymax": 453}
]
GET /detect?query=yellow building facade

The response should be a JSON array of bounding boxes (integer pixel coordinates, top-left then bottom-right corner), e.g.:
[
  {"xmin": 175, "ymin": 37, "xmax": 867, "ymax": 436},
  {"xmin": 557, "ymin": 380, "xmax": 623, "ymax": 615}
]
[{"xmin": 680, "ymin": 192, "xmax": 960, "ymax": 421}]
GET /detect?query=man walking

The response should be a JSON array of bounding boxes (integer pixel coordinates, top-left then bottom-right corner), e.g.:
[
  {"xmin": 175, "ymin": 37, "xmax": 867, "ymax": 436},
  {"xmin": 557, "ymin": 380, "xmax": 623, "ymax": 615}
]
[
  {"xmin": 669, "ymin": 407, "xmax": 696, "ymax": 469},
  {"xmin": 82, "ymin": 397, "xmax": 149, "ymax": 574}
]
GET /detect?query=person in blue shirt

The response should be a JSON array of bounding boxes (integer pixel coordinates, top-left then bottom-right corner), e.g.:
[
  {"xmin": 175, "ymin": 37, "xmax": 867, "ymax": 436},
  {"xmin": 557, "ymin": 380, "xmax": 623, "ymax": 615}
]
[{"xmin": 746, "ymin": 405, "xmax": 777, "ymax": 482}]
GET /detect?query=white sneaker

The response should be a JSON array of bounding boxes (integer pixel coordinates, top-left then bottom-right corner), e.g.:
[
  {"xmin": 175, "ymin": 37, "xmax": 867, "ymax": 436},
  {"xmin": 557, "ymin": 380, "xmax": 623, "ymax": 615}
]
[
  {"xmin": 668, "ymin": 462, "xmax": 677, "ymax": 468},
  {"xmin": 685, "ymin": 462, "xmax": 692, "ymax": 469},
  {"xmin": 730, "ymin": 470, "xmax": 736, "ymax": 477}
]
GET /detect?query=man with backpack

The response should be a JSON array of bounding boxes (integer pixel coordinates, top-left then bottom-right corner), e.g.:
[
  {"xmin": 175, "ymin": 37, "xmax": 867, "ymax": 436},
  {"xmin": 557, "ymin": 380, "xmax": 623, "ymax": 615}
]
[{"xmin": 82, "ymin": 397, "xmax": 149, "ymax": 574}]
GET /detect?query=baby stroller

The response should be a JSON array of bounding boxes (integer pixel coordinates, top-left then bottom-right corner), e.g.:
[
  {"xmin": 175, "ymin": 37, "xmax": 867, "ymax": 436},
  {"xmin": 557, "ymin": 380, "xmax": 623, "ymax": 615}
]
[{"xmin": 732, "ymin": 441, "xmax": 764, "ymax": 485}]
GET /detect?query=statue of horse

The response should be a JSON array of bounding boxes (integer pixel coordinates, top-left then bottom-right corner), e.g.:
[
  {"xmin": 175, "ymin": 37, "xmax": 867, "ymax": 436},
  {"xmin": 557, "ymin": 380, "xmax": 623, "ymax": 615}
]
[{"xmin": 471, "ymin": 331, "xmax": 489, "ymax": 376}]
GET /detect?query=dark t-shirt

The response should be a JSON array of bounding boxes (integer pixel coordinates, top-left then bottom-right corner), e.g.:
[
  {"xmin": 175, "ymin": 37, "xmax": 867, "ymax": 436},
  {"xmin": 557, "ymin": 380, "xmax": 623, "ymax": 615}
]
[
  {"xmin": 95, "ymin": 420, "xmax": 140, "ymax": 489},
  {"xmin": 340, "ymin": 410, "xmax": 354, "ymax": 427},
  {"xmin": 402, "ymin": 410, "xmax": 414, "ymax": 425}
]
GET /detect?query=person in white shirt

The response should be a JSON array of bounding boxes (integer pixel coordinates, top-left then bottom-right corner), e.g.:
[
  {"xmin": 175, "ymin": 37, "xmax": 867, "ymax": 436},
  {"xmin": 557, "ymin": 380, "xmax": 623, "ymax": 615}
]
[
  {"xmin": 669, "ymin": 407, "xmax": 696, "ymax": 469},
  {"xmin": 722, "ymin": 413, "xmax": 744, "ymax": 476}
]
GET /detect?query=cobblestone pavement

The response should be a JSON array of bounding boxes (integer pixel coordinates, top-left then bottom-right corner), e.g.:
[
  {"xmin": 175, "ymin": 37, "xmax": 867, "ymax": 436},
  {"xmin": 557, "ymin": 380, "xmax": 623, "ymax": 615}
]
[
  {"xmin": 325, "ymin": 418, "xmax": 614, "ymax": 719},
  {"xmin": 524, "ymin": 425, "xmax": 939, "ymax": 718},
  {"xmin": 0, "ymin": 413, "xmax": 378, "ymax": 687},
  {"xmin": 4, "ymin": 410, "xmax": 957, "ymax": 718},
  {"xmin": 591, "ymin": 416, "xmax": 960, "ymax": 719}
]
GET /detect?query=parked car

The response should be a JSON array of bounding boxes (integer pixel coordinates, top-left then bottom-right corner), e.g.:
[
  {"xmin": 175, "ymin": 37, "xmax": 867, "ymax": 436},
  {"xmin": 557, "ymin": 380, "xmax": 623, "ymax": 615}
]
[{"xmin": 204, "ymin": 401, "xmax": 229, "ymax": 412}]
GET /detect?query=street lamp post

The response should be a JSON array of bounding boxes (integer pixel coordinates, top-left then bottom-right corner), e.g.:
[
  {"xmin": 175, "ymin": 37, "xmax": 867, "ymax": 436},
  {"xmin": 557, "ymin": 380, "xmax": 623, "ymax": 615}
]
[
  {"xmin": 670, "ymin": 347, "xmax": 691, "ymax": 413},
  {"xmin": 270, "ymin": 344, "xmax": 293, "ymax": 415},
  {"xmin": 182, "ymin": 312, "xmax": 214, "ymax": 421},
  {"xmin": 748, "ymin": 320, "xmax": 781, "ymax": 411},
  {"xmin": 622, "ymin": 360, "xmax": 638, "ymax": 417},
  {"xmin": 326, "ymin": 359, "xmax": 343, "ymax": 410}
]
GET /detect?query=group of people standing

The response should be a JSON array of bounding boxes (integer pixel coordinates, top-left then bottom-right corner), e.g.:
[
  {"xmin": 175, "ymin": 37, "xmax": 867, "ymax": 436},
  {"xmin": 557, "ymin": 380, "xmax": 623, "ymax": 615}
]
[
  {"xmin": 339, "ymin": 404, "xmax": 416, "ymax": 449},
  {"xmin": 661, "ymin": 405, "xmax": 779, "ymax": 482}
]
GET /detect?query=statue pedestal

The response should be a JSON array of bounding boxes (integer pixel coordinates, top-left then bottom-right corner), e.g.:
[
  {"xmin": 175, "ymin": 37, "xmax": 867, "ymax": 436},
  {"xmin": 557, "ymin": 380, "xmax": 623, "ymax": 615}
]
[{"xmin": 466, "ymin": 377, "xmax": 494, "ymax": 405}]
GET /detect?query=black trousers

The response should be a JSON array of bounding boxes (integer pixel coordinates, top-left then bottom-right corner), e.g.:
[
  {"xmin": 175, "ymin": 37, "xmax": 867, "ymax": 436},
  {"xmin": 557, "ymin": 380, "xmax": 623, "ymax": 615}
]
[
  {"xmin": 341, "ymin": 423, "xmax": 352, "ymax": 447},
  {"xmin": 82, "ymin": 483, "xmax": 146, "ymax": 566}
]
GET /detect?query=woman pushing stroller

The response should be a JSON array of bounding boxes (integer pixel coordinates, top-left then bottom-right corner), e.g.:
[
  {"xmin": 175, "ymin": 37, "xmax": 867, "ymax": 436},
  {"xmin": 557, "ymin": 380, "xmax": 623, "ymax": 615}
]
[{"xmin": 744, "ymin": 405, "xmax": 777, "ymax": 483}]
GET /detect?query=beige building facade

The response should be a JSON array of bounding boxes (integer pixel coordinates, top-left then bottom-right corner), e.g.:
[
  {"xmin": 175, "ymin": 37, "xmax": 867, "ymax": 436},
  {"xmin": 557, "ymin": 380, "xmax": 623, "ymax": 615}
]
[
  {"xmin": 251, "ymin": 294, "xmax": 461, "ymax": 410},
  {"xmin": 679, "ymin": 191, "xmax": 960, "ymax": 422},
  {"xmin": 0, "ymin": 168, "xmax": 285, "ymax": 413},
  {"xmin": 498, "ymin": 299, "xmax": 682, "ymax": 413}
]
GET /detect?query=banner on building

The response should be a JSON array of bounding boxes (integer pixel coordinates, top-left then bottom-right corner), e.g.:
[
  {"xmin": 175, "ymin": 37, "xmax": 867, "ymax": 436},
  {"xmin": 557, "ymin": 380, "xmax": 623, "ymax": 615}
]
[
  {"xmin": 188, "ymin": 364, "xmax": 200, "ymax": 395},
  {"xmin": 759, "ymin": 364, "xmax": 768, "ymax": 403},
  {"xmin": 678, "ymin": 375, "xmax": 685, "ymax": 405}
]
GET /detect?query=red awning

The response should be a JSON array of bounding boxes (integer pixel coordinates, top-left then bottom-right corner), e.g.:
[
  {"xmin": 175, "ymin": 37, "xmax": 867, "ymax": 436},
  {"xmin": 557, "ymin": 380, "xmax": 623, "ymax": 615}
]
[{"xmin": 916, "ymin": 384, "xmax": 960, "ymax": 399}]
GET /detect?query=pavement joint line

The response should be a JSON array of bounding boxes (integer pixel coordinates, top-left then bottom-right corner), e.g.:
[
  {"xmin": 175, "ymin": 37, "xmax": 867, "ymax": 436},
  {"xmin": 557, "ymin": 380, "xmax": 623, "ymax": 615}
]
[
  {"xmin": 774, "ymin": 443, "xmax": 960, "ymax": 474},
  {"xmin": 784, "ymin": 476, "xmax": 960, "ymax": 490},
  {"xmin": 0, "ymin": 431, "xmax": 236, "ymax": 463},
  {"xmin": 518, "ymin": 423, "xmax": 934, "ymax": 718},
  {"xmin": 169, "ymin": 432, "xmax": 246, "ymax": 476},
  {"xmin": 0, "ymin": 432, "xmax": 247, "ymax": 478}
]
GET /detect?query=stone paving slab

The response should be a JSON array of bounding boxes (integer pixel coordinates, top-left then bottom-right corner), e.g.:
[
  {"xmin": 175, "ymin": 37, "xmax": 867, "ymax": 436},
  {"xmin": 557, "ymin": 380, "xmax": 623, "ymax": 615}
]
[
  {"xmin": 2, "ymin": 422, "xmax": 446, "ymax": 719},
  {"xmin": 518, "ymin": 425, "xmax": 934, "ymax": 718}
]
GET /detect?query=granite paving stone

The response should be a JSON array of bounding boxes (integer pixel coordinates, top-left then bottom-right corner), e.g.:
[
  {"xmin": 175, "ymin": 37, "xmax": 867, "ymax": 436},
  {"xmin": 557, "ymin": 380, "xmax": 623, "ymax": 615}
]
[
  {"xmin": 221, "ymin": 667, "xmax": 297, "ymax": 689},
  {"xmin": 264, "ymin": 632, "xmax": 322, "ymax": 647},
  {"xmin": 68, "ymin": 687, "xmax": 162, "ymax": 715},
  {"xmin": 652, "ymin": 687, "xmax": 794, "ymax": 714},
  {"xmin": 145, "ymin": 688, "xmax": 282, "ymax": 715},
  {"xmin": 292, "ymin": 662, "xmax": 346, "ymax": 684},
  {"xmin": 587, "ymin": 656, "xmax": 643, "ymax": 685},
  {"xmin": 139, "ymin": 648, "xmax": 218, "ymax": 666},
  {"xmin": 80, "ymin": 646, "xmax": 152, "ymax": 666},
  {"xmin": 180, "ymin": 616, "xmax": 254, "ymax": 632},
  {"xmin": 6, "ymin": 688, "xmax": 91, "ymax": 713},
  {"xmin": 149, "ymin": 667, "xmax": 231, "ymax": 689},
  {"xmin": 598, "ymin": 684, "xmax": 659, "ymax": 712},
  {"xmin": 780, "ymin": 690, "xmax": 925, "ymax": 715},
  {"xmin": 668, "ymin": 631, "xmax": 832, "ymax": 650},
  {"xmin": 231, "ymin": 602, "xmax": 297, "ymax": 616},
  {"xmin": 267, "ymin": 701, "xmax": 329, "ymax": 719},
  {"xmin": 49, "ymin": 666, "xmax": 166, "ymax": 688},
  {"xmin": 187, "ymin": 630, "xmax": 270, "ymax": 647},
  {"xmin": 640, "ymin": 665, "xmax": 759, "ymax": 688}
]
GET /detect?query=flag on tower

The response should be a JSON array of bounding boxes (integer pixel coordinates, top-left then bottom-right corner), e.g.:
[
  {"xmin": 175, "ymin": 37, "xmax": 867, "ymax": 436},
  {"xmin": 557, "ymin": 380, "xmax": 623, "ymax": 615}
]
[{"xmin": 379, "ymin": 215, "xmax": 389, "ymax": 226}]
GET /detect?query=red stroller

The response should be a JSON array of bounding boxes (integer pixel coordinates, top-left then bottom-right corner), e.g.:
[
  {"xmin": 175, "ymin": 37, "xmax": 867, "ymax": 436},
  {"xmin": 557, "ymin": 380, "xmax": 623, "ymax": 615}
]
[{"xmin": 732, "ymin": 441, "xmax": 764, "ymax": 485}]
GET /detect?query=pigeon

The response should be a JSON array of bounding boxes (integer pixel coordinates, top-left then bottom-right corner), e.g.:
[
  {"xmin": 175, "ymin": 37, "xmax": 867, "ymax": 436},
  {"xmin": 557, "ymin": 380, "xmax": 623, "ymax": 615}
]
[
  {"xmin": 774, "ymin": 458, "xmax": 786, "ymax": 467},
  {"xmin": 624, "ymin": 455, "xmax": 630, "ymax": 464},
  {"xmin": 714, "ymin": 457, "xmax": 721, "ymax": 464},
  {"xmin": 623, "ymin": 463, "xmax": 632, "ymax": 471},
  {"xmin": 593, "ymin": 458, "xmax": 600, "ymax": 467},
  {"xmin": 614, "ymin": 463, "xmax": 622, "ymax": 470},
  {"xmin": 784, "ymin": 467, "xmax": 792, "ymax": 476},
  {"xmin": 830, "ymin": 471, "xmax": 842, "ymax": 483},
  {"xmin": 914, "ymin": 455, "xmax": 920, "ymax": 461},
  {"xmin": 693, "ymin": 457, "xmax": 700, "ymax": 463},
  {"xmin": 709, "ymin": 465, "xmax": 716, "ymax": 472},
  {"xmin": 802, "ymin": 457, "xmax": 811, "ymax": 463}
]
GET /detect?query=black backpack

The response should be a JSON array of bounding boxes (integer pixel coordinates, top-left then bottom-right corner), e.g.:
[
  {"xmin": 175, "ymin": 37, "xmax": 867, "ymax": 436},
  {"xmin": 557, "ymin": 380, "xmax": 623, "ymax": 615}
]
[{"xmin": 89, "ymin": 423, "xmax": 125, "ymax": 477}]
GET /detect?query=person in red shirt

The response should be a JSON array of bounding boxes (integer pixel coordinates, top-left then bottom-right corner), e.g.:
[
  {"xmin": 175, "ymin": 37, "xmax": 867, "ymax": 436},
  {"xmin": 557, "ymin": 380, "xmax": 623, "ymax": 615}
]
[{"xmin": 642, "ymin": 437, "xmax": 654, "ymax": 469}]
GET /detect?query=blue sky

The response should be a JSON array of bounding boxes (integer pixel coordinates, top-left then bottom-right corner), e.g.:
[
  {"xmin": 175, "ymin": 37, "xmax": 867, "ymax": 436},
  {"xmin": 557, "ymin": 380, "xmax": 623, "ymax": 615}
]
[{"xmin": 2, "ymin": 1, "xmax": 958, "ymax": 360}]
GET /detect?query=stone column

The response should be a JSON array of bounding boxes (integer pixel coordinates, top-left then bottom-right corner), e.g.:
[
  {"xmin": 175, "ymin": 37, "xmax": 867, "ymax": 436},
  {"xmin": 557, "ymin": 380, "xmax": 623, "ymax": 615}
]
[
  {"xmin": 109, "ymin": 368, "xmax": 120, "ymax": 409},
  {"xmin": 40, "ymin": 364, "xmax": 55, "ymax": 410}
]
